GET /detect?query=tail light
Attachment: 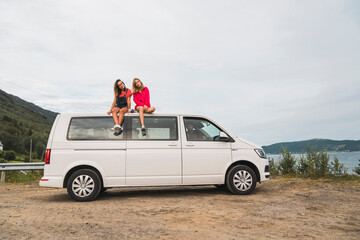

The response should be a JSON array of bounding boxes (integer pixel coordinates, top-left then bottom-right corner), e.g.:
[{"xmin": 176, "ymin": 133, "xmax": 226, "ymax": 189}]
[{"xmin": 45, "ymin": 149, "xmax": 51, "ymax": 164}]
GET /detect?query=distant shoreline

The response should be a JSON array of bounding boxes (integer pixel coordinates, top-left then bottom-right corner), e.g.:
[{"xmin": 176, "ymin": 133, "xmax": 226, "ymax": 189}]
[{"xmin": 262, "ymin": 139, "xmax": 360, "ymax": 154}]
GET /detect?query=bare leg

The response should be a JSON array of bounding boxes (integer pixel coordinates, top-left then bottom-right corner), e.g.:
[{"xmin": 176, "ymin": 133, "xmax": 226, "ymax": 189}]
[
  {"xmin": 112, "ymin": 108, "xmax": 120, "ymax": 125},
  {"xmin": 136, "ymin": 106, "xmax": 145, "ymax": 127},
  {"xmin": 144, "ymin": 107, "xmax": 156, "ymax": 113},
  {"xmin": 118, "ymin": 107, "xmax": 128, "ymax": 127}
]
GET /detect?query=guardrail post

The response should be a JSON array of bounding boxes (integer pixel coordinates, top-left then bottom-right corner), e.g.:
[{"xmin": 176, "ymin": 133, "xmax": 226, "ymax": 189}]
[{"xmin": 0, "ymin": 171, "xmax": 5, "ymax": 182}]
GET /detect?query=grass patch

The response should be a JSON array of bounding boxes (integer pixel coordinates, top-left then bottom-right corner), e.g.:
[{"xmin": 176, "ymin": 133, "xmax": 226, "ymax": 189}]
[{"xmin": 4, "ymin": 170, "xmax": 43, "ymax": 183}]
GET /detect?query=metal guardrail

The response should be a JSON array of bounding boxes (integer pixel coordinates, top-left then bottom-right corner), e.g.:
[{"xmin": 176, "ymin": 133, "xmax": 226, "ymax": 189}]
[{"xmin": 0, "ymin": 162, "xmax": 45, "ymax": 171}]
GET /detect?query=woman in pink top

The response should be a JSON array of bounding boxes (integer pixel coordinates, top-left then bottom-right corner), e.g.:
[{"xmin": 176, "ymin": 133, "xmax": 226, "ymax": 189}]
[{"xmin": 132, "ymin": 78, "xmax": 155, "ymax": 133}]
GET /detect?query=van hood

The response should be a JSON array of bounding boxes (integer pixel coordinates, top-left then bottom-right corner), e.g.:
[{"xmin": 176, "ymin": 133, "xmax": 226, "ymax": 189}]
[{"xmin": 234, "ymin": 137, "xmax": 262, "ymax": 149}]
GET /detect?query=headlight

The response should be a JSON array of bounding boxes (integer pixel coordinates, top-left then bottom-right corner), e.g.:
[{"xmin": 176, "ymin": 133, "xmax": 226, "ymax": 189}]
[{"xmin": 254, "ymin": 148, "xmax": 267, "ymax": 159}]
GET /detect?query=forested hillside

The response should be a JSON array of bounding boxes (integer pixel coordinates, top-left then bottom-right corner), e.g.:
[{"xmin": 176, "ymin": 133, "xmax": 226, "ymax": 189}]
[
  {"xmin": 0, "ymin": 89, "xmax": 58, "ymax": 159},
  {"xmin": 262, "ymin": 139, "xmax": 360, "ymax": 154}
]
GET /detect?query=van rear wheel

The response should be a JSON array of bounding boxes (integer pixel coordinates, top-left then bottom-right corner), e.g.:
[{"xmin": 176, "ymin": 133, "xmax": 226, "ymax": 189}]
[
  {"xmin": 226, "ymin": 165, "xmax": 256, "ymax": 195},
  {"xmin": 67, "ymin": 169, "xmax": 102, "ymax": 202}
]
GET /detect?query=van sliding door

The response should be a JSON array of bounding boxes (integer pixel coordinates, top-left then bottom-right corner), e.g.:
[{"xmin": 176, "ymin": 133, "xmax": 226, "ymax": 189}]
[{"xmin": 126, "ymin": 116, "xmax": 181, "ymax": 185}]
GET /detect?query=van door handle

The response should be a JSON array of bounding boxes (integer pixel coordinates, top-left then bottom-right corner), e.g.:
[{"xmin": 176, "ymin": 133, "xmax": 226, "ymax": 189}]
[
  {"xmin": 185, "ymin": 142, "xmax": 195, "ymax": 147},
  {"xmin": 168, "ymin": 142, "xmax": 178, "ymax": 146}
]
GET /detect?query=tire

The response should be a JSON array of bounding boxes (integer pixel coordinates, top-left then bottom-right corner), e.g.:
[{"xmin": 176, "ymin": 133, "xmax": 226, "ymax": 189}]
[
  {"xmin": 226, "ymin": 165, "xmax": 257, "ymax": 195},
  {"xmin": 67, "ymin": 169, "xmax": 102, "ymax": 202}
]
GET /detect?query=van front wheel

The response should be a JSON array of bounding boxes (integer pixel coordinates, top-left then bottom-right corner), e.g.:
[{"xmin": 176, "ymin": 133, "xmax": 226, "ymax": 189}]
[
  {"xmin": 67, "ymin": 169, "xmax": 102, "ymax": 202},
  {"xmin": 226, "ymin": 165, "xmax": 256, "ymax": 195}
]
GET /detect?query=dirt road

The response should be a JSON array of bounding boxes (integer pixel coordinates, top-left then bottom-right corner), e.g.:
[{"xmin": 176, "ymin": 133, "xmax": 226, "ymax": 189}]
[{"xmin": 0, "ymin": 178, "xmax": 359, "ymax": 239}]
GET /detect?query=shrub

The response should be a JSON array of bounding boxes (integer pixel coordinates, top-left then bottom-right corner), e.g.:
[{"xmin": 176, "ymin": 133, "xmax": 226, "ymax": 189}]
[
  {"xmin": 5, "ymin": 170, "xmax": 43, "ymax": 182},
  {"xmin": 330, "ymin": 155, "xmax": 347, "ymax": 176},
  {"xmin": 306, "ymin": 146, "xmax": 318, "ymax": 176},
  {"xmin": 353, "ymin": 159, "xmax": 360, "ymax": 175},
  {"xmin": 3, "ymin": 150, "xmax": 16, "ymax": 161},
  {"xmin": 297, "ymin": 154, "xmax": 312, "ymax": 176},
  {"xmin": 269, "ymin": 147, "xmax": 351, "ymax": 178},
  {"xmin": 278, "ymin": 146, "xmax": 296, "ymax": 174},
  {"xmin": 304, "ymin": 146, "xmax": 331, "ymax": 177},
  {"xmin": 316, "ymin": 151, "xmax": 330, "ymax": 177},
  {"xmin": 269, "ymin": 157, "xmax": 280, "ymax": 175}
]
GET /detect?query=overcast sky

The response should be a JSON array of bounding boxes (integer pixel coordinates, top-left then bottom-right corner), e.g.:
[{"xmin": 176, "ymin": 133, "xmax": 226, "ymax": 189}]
[{"xmin": 1, "ymin": 0, "xmax": 359, "ymax": 146}]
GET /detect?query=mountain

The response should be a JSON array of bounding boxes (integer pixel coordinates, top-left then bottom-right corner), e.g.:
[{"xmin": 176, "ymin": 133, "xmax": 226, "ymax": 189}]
[
  {"xmin": 0, "ymin": 89, "xmax": 58, "ymax": 158},
  {"xmin": 7, "ymin": 92, "xmax": 58, "ymax": 120},
  {"xmin": 262, "ymin": 139, "xmax": 360, "ymax": 154}
]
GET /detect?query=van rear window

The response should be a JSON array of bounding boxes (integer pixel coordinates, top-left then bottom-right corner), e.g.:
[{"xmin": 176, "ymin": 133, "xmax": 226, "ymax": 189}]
[{"xmin": 67, "ymin": 117, "xmax": 124, "ymax": 140}]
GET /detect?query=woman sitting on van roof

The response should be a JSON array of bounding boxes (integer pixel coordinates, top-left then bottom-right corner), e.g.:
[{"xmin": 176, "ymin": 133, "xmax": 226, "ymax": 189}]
[
  {"xmin": 132, "ymin": 78, "xmax": 156, "ymax": 133},
  {"xmin": 107, "ymin": 79, "xmax": 132, "ymax": 133}
]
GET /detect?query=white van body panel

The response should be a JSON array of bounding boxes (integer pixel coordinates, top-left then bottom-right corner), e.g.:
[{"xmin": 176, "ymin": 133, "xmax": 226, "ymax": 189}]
[
  {"xmin": 40, "ymin": 113, "xmax": 269, "ymax": 190},
  {"xmin": 230, "ymin": 139, "xmax": 269, "ymax": 182},
  {"xmin": 181, "ymin": 146, "xmax": 231, "ymax": 184},
  {"xmin": 126, "ymin": 141, "xmax": 182, "ymax": 185}
]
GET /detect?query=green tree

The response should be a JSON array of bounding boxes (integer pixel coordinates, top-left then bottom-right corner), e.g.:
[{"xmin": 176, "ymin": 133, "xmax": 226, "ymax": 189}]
[
  {"xmin": 2, "ymin": 115, "xmax": 12, "ymax": 122},
  {"xmin": 0, "ymin": 150, "xmax": 5, "ymax": 163},
  {"xmin": 35, "ymin": 143, "xmax": 45, "ymax": 159},
  {"xmin": 269, "ymin": 158, "xmax": 280, "ymax": 175},
  {"xmin": 316, "ymin": 151, "xmax": 330, "ymax": 176},
  {"xmin": 3, "ymin": 150, "xmax": 16, "ymax": 161},
  {"xmin": 297, "ymin": 154, "xmax": 312, "ymax": 176},
  {"xmin": 353, "ymin": 159, "xmax": 360, "ymax": 175},
  {"xmin": 330, "ymin": 155, "xmax": 347, "ymax": 176},
  {"xmin": 278, "ymin": 146, "xmax": 297, "ymax": 174},
  {"xmin": 306, "ymin": 145, "xmax": 317, "ymax": 176}
]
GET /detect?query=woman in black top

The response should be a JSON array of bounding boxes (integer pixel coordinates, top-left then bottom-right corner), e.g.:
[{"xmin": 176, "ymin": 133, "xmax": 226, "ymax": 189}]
[{"xmin": 107, "ymin": 79, "xmax": 133, "ymax": 132}]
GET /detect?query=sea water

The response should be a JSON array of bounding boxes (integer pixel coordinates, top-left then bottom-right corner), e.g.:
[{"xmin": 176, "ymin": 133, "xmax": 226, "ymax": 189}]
[{"xmin": 267, "ymin": 151, "xmax": 360, "ymax": 174}]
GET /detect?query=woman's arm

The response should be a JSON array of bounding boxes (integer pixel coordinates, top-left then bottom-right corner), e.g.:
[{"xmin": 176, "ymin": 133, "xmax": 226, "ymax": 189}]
[
  {"xmin": 133, "ymin": 93, "xmax": 144, "ymax": 106},
  {"xmin": 127, "ymin": 96, "xmax": 131, "ymax": 109},
  {"xmin": 143, "ymin": 87, "xmax": 150, "ymax": 107},
  {"xmin": 107, "ymin": 96, "xmax": 116, "ymax": 115}
]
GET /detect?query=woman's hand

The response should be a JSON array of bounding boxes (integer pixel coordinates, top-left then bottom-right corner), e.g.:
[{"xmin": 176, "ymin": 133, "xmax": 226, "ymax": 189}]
[{"xmin": 107, "ymin": 110, "xmax": 112, "ymax": 115}]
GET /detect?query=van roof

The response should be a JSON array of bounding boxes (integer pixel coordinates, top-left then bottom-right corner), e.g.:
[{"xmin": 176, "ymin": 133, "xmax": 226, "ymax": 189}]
[{"xmin": 58, "ymin": 113, "xmax": 209, "ymax": 118}]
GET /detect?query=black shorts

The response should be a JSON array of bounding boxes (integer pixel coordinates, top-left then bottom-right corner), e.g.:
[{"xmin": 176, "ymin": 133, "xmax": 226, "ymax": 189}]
[{"xmin": 114, "ymin": 104, "xmax": 127, "ymax": 109}]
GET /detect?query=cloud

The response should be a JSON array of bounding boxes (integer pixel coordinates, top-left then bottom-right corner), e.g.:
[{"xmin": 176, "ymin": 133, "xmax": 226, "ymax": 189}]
[{"xmin": 1, "ymin": 0, "xmax": 359, "ymax": 145}]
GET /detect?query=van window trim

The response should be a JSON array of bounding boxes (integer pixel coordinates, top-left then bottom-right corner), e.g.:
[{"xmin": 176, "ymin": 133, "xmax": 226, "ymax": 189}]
[
  {"xmin": 66, "ymin": 116, "xmax": 128, "ymax": 141},
  {"xmin": 127, "ymin": 116, "xmax": 179, "ymax": 141},
  {"xmin": 183, "ymin": 117, "xmax": 235, "ymax": 142}
]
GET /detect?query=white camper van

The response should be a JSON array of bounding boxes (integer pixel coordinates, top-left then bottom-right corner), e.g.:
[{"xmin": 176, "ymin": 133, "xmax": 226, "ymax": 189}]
[{"xmin": 40, "ymin": 113, "xmax": 269, "ymax": 201}]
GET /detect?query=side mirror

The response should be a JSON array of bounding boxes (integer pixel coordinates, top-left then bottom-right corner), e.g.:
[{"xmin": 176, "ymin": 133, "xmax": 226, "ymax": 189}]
[{"xmin": 219, "ymin": 132, "xmax": 229, "ymax": 142}]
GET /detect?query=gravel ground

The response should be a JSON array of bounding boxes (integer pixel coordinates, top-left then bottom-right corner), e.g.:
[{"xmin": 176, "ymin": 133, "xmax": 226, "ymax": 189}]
[{"xmin": 0, "ymin": 177, "xmax": 359, "ymax": 240}]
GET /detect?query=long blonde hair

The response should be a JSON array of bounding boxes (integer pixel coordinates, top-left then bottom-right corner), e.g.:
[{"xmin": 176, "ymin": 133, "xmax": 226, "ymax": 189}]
[{"xmin": 132, "ymin": 78, "xmax": 145, "ymax": 93}]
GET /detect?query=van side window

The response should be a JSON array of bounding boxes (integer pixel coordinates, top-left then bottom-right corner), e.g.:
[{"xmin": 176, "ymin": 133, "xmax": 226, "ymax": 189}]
[
  {"xmin": 68, "ymin": 117, "xmax": 124, "ymax": 140},
  {"xmin": 184, "ymin": 118, "xmax": 226, "ymax": 142},
  {"xmin": 130, "ymin": 117, "xmax": 178, "ymax": 140}
]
